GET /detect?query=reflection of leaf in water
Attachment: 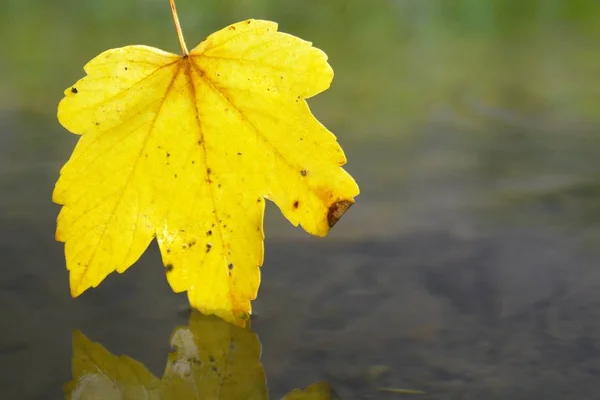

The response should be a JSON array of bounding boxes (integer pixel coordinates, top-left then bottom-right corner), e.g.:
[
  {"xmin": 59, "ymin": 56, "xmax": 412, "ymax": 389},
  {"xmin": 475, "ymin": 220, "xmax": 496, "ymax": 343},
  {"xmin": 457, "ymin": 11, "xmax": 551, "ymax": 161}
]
[
  {"xmin": 159, "ymin": 312, "xmax": 267, "ymax": 399},
  {"xmin": 66, "ymin": 312, "xmax": 337, "ymax": 399},
  {"xmin": 65, "ymin": 330, "xmax": 160, "ymax": 400},
  {"xmin": 282, "ymin": 381, "xmax": 340, "ymax": 400}
]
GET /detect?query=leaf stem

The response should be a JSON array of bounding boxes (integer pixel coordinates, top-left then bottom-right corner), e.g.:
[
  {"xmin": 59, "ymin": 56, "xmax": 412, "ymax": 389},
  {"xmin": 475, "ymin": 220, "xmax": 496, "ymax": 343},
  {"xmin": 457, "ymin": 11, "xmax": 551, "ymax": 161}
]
[{"xmin": 169, "ymin": 0, "xmax": 189, "ymax": 56}]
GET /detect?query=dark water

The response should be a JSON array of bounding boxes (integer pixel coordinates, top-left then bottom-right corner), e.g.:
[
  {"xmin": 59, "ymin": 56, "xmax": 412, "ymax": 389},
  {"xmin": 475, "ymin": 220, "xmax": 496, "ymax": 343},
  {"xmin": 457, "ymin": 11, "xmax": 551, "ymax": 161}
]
[{"xmin": 2, "ymin": 1, "xmax": 600, "ymax": 399}]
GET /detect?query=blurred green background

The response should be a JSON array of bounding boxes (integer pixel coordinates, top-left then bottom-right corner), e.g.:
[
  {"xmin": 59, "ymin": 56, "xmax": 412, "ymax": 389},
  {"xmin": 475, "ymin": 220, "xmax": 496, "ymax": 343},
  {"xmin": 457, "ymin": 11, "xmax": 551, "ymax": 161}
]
[
  {"xmin": 2, "ymin": 0, "xmax": 600, "ymax": 233},
  {"xmin": 1, "ymin": 1, "xmax": 600, "ymax": 399}
]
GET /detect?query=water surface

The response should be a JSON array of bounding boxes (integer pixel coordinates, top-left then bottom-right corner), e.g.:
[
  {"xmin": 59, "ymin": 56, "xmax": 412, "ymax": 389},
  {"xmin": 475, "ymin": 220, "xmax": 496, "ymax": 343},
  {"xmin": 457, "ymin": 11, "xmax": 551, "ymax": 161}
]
[{"xmin": 1, "ymin": 1, "xmax": 600, "ymax": 398}]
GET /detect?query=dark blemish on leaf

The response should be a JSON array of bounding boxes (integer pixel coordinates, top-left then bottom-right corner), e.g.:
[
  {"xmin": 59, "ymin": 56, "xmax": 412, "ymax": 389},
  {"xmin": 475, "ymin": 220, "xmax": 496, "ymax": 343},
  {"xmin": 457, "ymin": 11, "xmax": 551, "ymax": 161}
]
[
  {"xmin": 167, "ymin": 248, "xmax": 171, "ymax": 254},
  {"xmin": 192, "ymin": 160, "xmax": 195, "ymax": 164},
  {"xmin": 217, "ymin": 73, "xmax": 220, "ymax": 77},
  {"xmin": 300, "ymin": 137, "xmax": 304, "ymax": 141},
  {"xmin": 207, "ymin": 168, "xmax": 211, "ymax": 174},
  {"xmin": 174, "ymin": 174, "xmax": 177, "ymax": 178},
  {"xmin": 246, "ymin": 20, "xmax": 251, "ymax": 24},
  {"xmin": 71, "ymin": 87, "xmax": 78, "ymax": 94},
  {"xmin": 228, "ymin": 263, "xmax": 233, "ymax": 270},
  {"xmin": 293, "ymin": 200, "xmax": 299, "ymax": 209},
  {"xmin": 218, "ymin": 184, "xmax": 221, "ymax": 188},
  {"xmin": 158, "ymin": 145, "xmax": 162, "ymax": 149},
  {"xmin": 95, "ymin": 122, "xmax": 99, "ymax": 126},
  {"xmin": 209, "ymin": 355, "xmax": 215, "ymax": 363},
  {"xmin": 229, "ymin": 26, "xmax": 236, "ymax": 30},
  {"xmin": 183, "ymin": 54, "xmax": 189, "ymax": 59},
  {"xmin": 237, "ymin": 152, "xmax": 242, "ymax": 156},
  {"xmin": 300, "ymin": 169, "xmax": 307, "ymax": 176},
  {"xmin": 327, "ymin": 200, "xmax": 354, "ymax": 228},
  {"xmin": 165, "ymin": 264, "xmax": 174, "ymax": 272},
  {"xmin": 207, "ymin": 230, "xmax": 212, "ymax": 236},
  {"xmin": 182, "ymin": 244, "xmax": 187, "ymax": 249},
  {"xmin": 124, "ymin": 66, "xmax": 128, "ymax": 70},
  {"xmin": 206, "ymin": 243, "xmax": 212, "ymax": 253},
  {"xmin": 188, "ymin": 240, "xmax": 196, "ymax": 247},
  {"xmin": 197, "ymin": 140, "xmax": 203, "ymax": 145},
  {"xmin": 212, "ymin": 223, "xmax": 215, "ymax": 227},
  {"xmin": 280, "ymin": 75, "xmax": 284, "ymax": 79},
  {"xmin": 166, "ymin": 152, "xmax": 170, "ymax": 157},
  {"xmin": 223, "ymin": 224, "xmax": 227, "ymax": 228}
]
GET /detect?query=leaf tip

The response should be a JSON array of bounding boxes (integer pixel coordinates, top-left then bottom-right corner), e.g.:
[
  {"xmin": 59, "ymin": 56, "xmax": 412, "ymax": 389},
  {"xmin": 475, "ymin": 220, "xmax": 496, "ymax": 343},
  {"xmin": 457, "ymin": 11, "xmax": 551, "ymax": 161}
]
[{"xmin": 327, "ymin": 199, "xmax": 354, "ymax": 228}]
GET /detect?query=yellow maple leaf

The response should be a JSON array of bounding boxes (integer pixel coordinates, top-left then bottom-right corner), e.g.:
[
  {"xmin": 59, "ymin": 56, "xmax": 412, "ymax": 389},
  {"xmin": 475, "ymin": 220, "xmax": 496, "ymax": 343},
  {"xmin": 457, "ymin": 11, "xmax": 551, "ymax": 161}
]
[{"xmin": 54, "ymin": 1, "xmax": 359, "ymax": 325}]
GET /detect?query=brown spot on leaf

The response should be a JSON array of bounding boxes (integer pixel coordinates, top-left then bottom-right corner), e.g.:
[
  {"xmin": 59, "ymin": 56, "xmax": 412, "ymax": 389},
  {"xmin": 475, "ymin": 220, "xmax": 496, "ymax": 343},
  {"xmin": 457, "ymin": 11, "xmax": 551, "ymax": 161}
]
[
  {"xmin": 206, "ymin": 243, "xmax": 212, "ymax": 253},
  {"xmin": 327, "ymin": 200, "xmax": 353, "ymax": 228},
  {"xmin": 228, "ymin": 263, "xmax": 233, "ymax": 270},
  {"xmin": 207, "ymin": 230, "xmax": 212, "ymax": 236},
  {"xmin": 293, "ymin": 200, "xmax": 299, "ymax": 209},
  {"xmin": 300, "ymin": 170, "xmax": 307, "ymax": 176},
  {"xmin": 165, "ymin": 264, "xmax": 174, "ymax": 272},
  {"xmin": 71, "ymin": 87, "xmax": 78, "ymax": 94}
]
